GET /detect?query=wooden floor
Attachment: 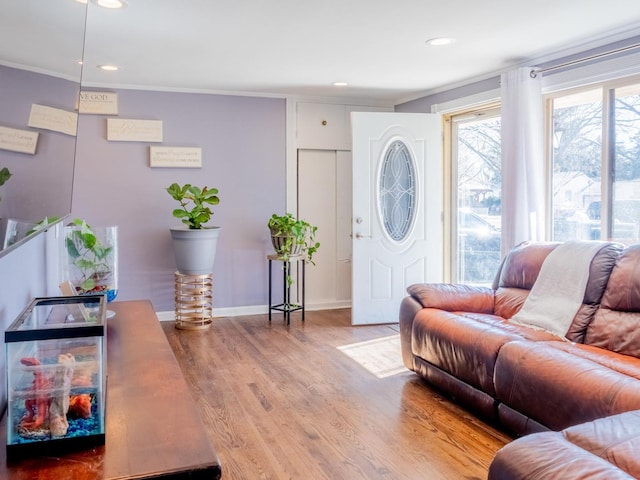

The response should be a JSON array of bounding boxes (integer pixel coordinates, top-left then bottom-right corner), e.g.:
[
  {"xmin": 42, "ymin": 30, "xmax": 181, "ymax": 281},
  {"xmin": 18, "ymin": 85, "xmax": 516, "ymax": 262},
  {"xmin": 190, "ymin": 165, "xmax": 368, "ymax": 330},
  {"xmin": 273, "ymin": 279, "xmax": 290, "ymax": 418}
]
[{"xmin": 162, "ymin": 309, "xmax": 511, "ymax": 480}]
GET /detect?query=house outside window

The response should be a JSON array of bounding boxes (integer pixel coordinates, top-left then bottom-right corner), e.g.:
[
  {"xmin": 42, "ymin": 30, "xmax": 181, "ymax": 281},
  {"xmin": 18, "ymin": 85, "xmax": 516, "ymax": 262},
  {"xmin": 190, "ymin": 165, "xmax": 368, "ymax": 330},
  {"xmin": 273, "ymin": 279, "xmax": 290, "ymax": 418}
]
[
  {"xmin": 548, "ymin": 78, "xmax": 640, "ymax": 245},
  {"xmin": 448, "ymin": 106, "xmax": 502, "ymax": 284}
]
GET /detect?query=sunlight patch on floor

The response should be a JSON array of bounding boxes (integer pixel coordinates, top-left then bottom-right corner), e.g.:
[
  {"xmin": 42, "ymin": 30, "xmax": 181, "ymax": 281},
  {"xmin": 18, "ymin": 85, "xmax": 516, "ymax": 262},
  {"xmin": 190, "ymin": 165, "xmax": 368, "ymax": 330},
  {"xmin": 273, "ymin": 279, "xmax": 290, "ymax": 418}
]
[{"xmin": 337, "ymin": 334, "xmax": 406, "ymax": 378}]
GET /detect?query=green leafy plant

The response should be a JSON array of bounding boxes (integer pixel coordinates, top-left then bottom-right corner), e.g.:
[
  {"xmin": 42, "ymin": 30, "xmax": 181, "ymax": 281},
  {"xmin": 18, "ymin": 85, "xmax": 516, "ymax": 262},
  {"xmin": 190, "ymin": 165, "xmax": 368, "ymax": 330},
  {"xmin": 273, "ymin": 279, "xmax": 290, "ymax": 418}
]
[
  {"xmin": 65, "ymin": 219, "xmax": 115, "ymax": 294},
  {"xmin": 166, "ymin": 183, "xmax": 220, "ymax": 229},
  {"xmin": 269, "ymin": 212, "xmax": 320, "ymax": 269},
  {"xmin": 0, "ymin": 167, "xmax": 11, "ymax": 203},
  {"xmin": 25, "ymin": 216, "xmax": 61, "ymax": 237}
]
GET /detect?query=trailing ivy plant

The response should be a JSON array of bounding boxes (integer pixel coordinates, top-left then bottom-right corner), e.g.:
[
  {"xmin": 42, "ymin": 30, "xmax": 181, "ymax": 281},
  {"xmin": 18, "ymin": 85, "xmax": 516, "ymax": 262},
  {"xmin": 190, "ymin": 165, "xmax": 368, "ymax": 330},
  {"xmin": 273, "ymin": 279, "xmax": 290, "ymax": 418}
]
[
  {"xmin": 166, "ymin": 183, "xmax": 220, "ymax": 229},
  {"xmin": 268, "ymin": 213, "xmax": 320, "ymax": 286}
]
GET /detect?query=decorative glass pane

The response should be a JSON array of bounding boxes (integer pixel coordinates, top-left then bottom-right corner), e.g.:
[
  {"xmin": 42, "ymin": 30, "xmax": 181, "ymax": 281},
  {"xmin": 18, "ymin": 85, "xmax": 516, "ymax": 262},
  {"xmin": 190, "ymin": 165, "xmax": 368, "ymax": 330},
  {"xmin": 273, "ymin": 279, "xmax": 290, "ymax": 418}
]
[{"xmin": 379, "ymin": 140, "xmax": 416, "ymax": 241}]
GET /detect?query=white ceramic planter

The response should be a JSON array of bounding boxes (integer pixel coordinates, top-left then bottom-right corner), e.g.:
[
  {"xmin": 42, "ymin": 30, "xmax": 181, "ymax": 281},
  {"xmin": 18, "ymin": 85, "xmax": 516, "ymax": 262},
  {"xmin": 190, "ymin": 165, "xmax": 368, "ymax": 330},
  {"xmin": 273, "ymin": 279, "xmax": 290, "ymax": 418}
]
[{"xmin": 170, "ymin": 226, "xmax": 221, "ymax": 275}]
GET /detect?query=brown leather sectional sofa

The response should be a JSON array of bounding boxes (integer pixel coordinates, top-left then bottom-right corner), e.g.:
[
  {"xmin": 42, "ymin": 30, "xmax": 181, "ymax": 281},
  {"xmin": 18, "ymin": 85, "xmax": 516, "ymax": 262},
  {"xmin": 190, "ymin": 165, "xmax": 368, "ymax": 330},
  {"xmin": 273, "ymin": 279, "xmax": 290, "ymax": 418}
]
[{"xmin": 399, "ymin": 241, "xmax": 640, "ymax": 479}]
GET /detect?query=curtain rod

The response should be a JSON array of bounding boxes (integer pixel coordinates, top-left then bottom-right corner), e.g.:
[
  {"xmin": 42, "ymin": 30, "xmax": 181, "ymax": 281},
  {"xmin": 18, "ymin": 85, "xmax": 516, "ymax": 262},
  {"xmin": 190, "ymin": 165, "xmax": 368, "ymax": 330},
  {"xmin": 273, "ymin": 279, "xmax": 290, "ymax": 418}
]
[{"xmin": 529, "ymin": 42, "xmax": 640, "ymax": 78}]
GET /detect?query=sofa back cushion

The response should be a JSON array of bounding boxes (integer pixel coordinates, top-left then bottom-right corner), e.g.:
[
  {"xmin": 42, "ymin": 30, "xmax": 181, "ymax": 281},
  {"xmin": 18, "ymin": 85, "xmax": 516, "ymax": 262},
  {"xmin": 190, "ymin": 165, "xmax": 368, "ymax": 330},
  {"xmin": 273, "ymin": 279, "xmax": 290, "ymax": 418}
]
[
  {"xmin": 586, "ymin": 244, "xmax": 640, "ymax": 357},
  {"xmin": 494, "ymin": 241, "xmax": 621, "ymax": 342},
  {"xmin": 494, "ymin": 242, "xmax": 558, "ymax": 290}
]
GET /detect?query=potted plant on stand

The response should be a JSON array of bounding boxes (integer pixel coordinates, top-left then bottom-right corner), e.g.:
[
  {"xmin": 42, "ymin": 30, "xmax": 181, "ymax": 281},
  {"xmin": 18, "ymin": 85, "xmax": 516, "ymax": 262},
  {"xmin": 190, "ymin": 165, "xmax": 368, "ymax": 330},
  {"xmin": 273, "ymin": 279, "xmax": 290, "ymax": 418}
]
[
  {"xmin": 268, "ymin": 212, "xmax": 320, "ymax": 285},
  {"xmin": 166, "ymin": 183, "xmax": 221, "ymax": 275}
]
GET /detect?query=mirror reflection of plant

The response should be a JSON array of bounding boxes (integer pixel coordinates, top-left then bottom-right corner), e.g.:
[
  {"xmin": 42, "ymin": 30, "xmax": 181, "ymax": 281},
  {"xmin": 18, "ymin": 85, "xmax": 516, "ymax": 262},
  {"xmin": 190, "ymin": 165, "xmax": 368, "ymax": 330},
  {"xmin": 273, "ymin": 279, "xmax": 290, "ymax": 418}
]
[
  {"xmin": 0, "ymin": 167, "xmax": 11, "ymax": 203},
  {"xmin": 25, "ymin": 216, "xmax": 61, "ymax": 237},
  {"xmin": 65, "ymin": 218, "xmax": 115, "ymax": 295}
]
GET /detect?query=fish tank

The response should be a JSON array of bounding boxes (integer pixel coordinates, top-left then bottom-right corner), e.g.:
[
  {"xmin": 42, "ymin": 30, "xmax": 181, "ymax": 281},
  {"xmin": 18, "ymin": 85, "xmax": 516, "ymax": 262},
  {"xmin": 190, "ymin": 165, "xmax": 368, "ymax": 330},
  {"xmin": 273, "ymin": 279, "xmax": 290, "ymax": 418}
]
[{"xmin": 4, "ymin": 295, "xmax": 106, "ymax": 457}]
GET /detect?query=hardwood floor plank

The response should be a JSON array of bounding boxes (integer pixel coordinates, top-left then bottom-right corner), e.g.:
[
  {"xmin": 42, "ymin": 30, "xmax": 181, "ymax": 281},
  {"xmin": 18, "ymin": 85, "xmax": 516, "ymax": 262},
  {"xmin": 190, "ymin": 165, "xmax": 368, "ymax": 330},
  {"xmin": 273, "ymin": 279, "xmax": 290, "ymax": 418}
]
[{"xmin": 162, "ymin": 309, "xmax": 510, "ymax": 479}]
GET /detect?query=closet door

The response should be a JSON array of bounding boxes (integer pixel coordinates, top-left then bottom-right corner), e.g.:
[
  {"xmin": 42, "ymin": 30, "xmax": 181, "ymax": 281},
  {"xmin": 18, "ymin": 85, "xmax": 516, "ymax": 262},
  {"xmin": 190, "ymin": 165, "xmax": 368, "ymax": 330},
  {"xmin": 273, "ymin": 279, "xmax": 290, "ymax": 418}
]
[{"xmin": 298, "ymin": 149, "xmax": 352, "ymax": 308}]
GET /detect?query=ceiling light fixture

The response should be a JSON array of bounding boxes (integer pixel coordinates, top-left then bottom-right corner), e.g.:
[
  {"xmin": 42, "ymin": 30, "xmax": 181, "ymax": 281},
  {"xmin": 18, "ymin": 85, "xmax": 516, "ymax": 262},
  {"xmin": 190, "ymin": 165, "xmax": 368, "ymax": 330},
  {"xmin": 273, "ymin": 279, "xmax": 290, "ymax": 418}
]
[
  {"xmin": 75, "ymin": 0, "xmax": 88, "ymax": 4},
  {"xmin": 93, "ymin": 0, "xmax": 127, "ymax": 9},
  {"xmin": 333, "ymin": 82, "xmax": 348, "ymax": 87},
  {"xmin": 426, "ymin": 37, "xmax": 455, "ymax": 46},
  {"xmin": 98, "ymin": 64, "xmax": 119, "ymax": 71}
]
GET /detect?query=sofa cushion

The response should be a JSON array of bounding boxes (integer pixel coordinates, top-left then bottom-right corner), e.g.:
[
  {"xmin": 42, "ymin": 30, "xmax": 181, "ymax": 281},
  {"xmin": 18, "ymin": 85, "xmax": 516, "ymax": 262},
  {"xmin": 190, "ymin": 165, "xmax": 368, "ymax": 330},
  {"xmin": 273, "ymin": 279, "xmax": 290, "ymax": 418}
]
[
  {"xmin": 565, "ymin": 241, "xmax": 623, "ymax": 342},
  {"xmin": 488, "ymin": 410, "xmax": 640, "ymax": 479},
  {"xmin": 494, "ymin": 340, "xmax": 640, "ymax": 431},
  {"xmin": 411, "ymin": 309, "xmax": 558, "ymax": 396},
  {"xmin": 509, "ymin": 241, "xmax": 621, "ymax": 339},
  {"xmin": 586, "ymin": 244, "xmax": 640, "ymax": 356},
  {"xmin": 545, "ymin": 341, "xmax": 640, "ymax": 380},
  {"xmin": 493, "ymin": 287, "xmax": 528, "ymax": 319},
  {"xmin": 492, "ymin": 241, "xmax": 621, "ymax": 342},
  {"xmin": 496, "ymin": 242, "xmax": 557, "ymax": 290},
  {"xmin": 565, "ymin": 409, "xmax": 640, "ymax": 476}
]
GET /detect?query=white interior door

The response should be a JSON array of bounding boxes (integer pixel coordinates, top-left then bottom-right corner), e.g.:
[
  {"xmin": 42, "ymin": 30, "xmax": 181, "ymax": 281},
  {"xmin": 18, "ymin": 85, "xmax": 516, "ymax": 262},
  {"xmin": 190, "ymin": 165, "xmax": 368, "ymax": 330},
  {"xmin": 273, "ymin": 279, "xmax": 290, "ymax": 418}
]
[
  {"xmin": 298, "ymin": 150, "xmax": 352, "ymax": 308},
  {"xmin": 351, "ymin": 112, "xmax": 443, "ymax": 325}
]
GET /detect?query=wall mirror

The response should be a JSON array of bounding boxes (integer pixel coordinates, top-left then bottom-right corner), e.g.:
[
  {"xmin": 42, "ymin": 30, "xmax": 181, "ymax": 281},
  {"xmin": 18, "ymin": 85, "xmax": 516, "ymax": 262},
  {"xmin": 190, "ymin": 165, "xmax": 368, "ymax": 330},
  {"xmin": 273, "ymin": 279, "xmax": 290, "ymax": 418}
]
[{"xmin": 0, "ymin": 0, "xmax": 87, "ymax": 257}]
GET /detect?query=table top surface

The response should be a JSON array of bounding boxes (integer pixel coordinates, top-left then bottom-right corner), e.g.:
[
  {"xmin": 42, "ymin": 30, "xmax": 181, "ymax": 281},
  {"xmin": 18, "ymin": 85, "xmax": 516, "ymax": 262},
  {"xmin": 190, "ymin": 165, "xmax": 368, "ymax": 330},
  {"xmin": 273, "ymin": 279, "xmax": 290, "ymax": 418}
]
[{"xmin": 0, "ymin": 300, "xmax": 221, "ymax": 480}]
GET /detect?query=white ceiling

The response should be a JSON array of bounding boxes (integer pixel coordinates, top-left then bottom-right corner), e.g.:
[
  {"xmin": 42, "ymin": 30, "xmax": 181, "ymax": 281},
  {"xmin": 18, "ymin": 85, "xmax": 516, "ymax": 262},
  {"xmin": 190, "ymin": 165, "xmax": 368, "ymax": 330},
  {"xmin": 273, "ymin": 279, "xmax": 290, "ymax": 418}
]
[{"xmin": 3, "ymin": 0, "xmax": 640, "ymax": 104}]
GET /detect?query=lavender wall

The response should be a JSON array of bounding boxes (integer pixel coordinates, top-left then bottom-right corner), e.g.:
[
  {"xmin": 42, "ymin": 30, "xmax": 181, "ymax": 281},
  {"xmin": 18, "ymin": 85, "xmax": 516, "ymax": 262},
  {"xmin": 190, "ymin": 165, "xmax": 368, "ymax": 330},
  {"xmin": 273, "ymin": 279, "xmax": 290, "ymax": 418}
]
[
  {"xmin": 0, "ymin": 228, "xmax": 58, "ymax": 409},
  {"xmin": 71, "ymin": 89, "xmax": 286, "ymax": 312},
  {"xmin": 0, "ymin": 66, "xmax": 78, "ymax": 224}
]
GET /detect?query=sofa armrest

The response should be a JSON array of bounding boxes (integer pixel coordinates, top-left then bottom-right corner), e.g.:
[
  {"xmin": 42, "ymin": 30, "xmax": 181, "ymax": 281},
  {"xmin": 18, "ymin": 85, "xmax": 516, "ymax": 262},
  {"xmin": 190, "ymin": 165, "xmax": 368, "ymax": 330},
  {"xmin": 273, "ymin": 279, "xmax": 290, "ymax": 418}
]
[
  {"xmin": 407, "ymin": 283, "xmax": 495, "ymax": 314},
  {"xmin": 488, "ymin": 432, "xmax": 636, "ymax": 479},
  {"xmin": 399, "ymin": 295, "xmax": 422, "ymax": 369},
  {"xmin": 489, "ymin": 410, "xmax": 640, "ymax": 479}
]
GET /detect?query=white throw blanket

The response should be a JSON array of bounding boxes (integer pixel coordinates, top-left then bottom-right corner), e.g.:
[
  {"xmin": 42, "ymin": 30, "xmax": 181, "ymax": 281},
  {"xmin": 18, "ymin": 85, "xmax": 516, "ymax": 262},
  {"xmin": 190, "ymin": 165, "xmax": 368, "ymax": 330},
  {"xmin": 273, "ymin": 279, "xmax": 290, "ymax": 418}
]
[{"xmin": 509, "ymin": 241, "xmax": 604, "ymax": 339}]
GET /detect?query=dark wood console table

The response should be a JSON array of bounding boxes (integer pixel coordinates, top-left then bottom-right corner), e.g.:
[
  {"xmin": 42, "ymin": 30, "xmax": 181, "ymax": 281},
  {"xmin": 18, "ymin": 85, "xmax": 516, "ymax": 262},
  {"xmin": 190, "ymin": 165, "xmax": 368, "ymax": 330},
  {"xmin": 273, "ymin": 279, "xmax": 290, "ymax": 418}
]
[{"xmin": 0, "ymin": 300, "xmax": 222, "ymax": 479}]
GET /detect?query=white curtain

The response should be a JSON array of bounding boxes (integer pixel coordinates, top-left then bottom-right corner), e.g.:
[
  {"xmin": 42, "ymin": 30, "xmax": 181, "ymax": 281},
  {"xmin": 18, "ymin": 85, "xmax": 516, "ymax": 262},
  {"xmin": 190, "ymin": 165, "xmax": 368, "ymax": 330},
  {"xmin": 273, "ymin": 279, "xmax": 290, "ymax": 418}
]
[{"xmin": 500, "ymin": 67, "xmax": 545, "ymax": 256}]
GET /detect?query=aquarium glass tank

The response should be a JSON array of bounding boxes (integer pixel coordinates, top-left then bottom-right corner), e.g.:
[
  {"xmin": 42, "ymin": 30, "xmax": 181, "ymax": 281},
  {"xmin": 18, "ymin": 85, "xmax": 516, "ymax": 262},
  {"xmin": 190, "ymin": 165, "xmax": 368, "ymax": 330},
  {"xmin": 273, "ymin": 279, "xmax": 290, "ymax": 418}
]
[{"xmin": 4, "ymin": 295, "xmax": 106, "ymax": 456}]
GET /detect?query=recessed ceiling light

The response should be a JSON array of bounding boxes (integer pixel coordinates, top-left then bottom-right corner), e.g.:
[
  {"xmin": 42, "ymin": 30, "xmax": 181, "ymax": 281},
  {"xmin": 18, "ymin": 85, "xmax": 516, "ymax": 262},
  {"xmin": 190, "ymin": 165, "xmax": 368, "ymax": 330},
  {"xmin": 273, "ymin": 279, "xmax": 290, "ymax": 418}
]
[
  {"xmin": 75, "ymin": 0, "xmax": 88, "ymax": 4},
  {"xmin": 93, "ymin": 0, "xmax": 127, "ymax": 9},
  {"xmin": 333, "ymin": 82, "xmax": 348, "ymax": 87},
  {"xmin": 426, "ymin": 37, "xmax": 455, "ymax": 46},
  {"xmin": 98, "ymin": 64, "xmax": 119, "ymax": 71}
]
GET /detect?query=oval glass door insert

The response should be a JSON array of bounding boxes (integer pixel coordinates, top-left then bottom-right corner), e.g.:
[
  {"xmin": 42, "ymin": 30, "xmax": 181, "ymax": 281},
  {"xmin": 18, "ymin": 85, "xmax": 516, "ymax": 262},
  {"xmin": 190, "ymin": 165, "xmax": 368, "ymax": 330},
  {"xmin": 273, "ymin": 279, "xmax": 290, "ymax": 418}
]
[{"xmin": 379, "ymin": 140, "xmax": 416, "ymax": 242}]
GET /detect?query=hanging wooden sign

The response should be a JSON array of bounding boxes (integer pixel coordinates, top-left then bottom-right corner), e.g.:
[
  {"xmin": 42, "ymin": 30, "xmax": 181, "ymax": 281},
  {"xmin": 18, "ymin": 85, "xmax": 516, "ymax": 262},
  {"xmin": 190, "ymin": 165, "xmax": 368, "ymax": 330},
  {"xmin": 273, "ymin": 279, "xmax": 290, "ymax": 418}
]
[{"xmin": 149, "ymin": 146, "xmax": 202, "ymax": 168}]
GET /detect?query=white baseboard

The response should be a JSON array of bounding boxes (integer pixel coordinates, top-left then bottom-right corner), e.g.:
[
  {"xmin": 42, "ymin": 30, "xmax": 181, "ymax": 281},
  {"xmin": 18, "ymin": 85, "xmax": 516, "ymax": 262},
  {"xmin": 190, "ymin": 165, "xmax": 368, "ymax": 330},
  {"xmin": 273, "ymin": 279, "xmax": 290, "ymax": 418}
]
[{"xmin": 155, "ymin": 301, "xmax": 351, "ymax": 321}]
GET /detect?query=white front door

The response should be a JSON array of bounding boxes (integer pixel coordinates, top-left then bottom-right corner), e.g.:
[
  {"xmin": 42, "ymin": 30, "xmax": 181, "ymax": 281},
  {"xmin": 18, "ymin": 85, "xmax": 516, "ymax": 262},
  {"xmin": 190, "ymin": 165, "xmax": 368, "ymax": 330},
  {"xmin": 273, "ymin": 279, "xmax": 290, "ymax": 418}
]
[{"xmin": 351, "ymin": 112, "xmax": 443, "ymax": 325}]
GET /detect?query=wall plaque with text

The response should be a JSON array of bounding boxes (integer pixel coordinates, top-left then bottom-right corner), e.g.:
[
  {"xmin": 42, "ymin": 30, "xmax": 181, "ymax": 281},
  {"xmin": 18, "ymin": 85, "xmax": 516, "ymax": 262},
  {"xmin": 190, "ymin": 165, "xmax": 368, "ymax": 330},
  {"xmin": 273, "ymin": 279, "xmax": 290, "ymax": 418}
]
[
  {"xmin": 107, "ymin": 118, "xmax": 163, "ymax": 142},
  {"xmin": 0, "ymin": 126, "xmax": 39, "ymax": 154},
  {"xmin": 150, "ymin": 146, "xmax": 202, "ymax": 168},
  {"xmin": 79, "ymin": 91, "xmax": 119, "ymax": 115},
  {"xmin": 28, "ymin": 104, "xmax": 78, "ymax": 136}
]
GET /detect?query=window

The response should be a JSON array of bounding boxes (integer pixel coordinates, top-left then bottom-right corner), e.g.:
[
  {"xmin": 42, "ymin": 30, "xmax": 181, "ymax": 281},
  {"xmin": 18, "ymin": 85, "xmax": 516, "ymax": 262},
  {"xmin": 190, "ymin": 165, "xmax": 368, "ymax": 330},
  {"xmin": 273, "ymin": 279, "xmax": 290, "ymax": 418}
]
[
  {"xmin": 448, "ymin": 106, "xmax": 502, "ymax": 284},
  {"xmin": 549, "ymin": 78, "xmax": 640, "ymax": 244},
  {"xmin": 379, "ymin": 140, "xmax": 416, "ymax": 242}
]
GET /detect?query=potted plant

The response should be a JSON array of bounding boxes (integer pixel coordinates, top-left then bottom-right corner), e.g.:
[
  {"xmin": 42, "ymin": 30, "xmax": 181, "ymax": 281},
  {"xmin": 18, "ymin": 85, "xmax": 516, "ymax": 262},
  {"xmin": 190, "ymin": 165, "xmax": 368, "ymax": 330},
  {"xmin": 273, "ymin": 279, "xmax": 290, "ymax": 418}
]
[
  {"xmin": 63, "ymin": 218, "xmax": 118, "ymax": 302},
  {"xmin": 166, "ymin": 182, "xmax": 221, "ymax": 275},
  {"xmin": 268, "ymin": 213, "xmax": 320, "ymax": 285}
]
